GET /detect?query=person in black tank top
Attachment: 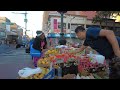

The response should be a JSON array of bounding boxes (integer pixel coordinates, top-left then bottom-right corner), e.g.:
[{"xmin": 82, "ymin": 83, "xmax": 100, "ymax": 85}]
[{"xmin": 73, "ymin": 26, "xmax": 120, "ymax": 59}]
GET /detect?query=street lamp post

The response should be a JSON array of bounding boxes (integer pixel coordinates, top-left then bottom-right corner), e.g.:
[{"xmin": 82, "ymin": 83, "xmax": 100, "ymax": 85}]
[
  {"xmin": 60, "ymin": 12, "xmax": 64, "ymax": 38},
  {"xmin": 57, "ymin": 11, "xmax": 67, "ymax": 45},
  {"xmin": 69, "ymin": 16, "xmax": 75, "ymax": 43}
]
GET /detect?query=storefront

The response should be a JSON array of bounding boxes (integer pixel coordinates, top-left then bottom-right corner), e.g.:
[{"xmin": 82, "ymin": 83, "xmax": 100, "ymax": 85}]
[
  {"xmin": 6, "ymin": 31, "xmax": 18, "ymax": 44},
  {"xmin": 47, "ymin": 33, "xmax": 80, "ymax": 46},
  {"xmin": 0, "ymin": 30, "xmax": 6, "ymax": 44},
  {"xmin": 47, "ymin": 33, "xmax": 76, "ymax": 38}
]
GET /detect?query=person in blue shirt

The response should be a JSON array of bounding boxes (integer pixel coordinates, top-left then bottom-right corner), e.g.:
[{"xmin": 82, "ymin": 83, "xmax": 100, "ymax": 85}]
[{"xmin": 73, "ymin": 26, "xmax": 120, "ymax": 59}]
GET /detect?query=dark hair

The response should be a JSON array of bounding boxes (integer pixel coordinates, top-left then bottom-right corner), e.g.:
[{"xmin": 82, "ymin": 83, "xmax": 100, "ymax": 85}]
[
  {"xmin": 75, "ymin": 26, "xmax": 85, "ymax": 33},
  {"xmin": 58, "ymin": 38, "xmax": 67, "ymax": 45},
  {"xmin": 36, "ymin": 31, "xmax": 43, "ymax": 34}
]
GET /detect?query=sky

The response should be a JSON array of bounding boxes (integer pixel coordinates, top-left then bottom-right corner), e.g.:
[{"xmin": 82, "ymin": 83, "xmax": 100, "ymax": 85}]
[{"xmin": 0, "ymin": 11, "xmax": 44, "ymax": 37}]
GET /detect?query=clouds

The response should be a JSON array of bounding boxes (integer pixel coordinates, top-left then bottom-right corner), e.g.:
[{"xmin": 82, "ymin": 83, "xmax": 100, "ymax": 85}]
[{"xmin": 0, "ymin": 11, "xmax": 44, "ymax": 37}]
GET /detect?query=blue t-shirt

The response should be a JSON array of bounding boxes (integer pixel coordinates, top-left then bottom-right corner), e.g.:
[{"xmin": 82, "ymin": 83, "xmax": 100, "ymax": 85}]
[{"xmin": 83, "ymin": 27, "xmax": 120, "ymax": 59}]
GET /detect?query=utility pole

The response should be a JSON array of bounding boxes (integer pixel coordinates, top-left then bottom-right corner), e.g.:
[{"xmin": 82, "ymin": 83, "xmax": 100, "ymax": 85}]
[
  {"xmin": 32, "ymin": 30, "xmax": 33, "ymax": 38},
  {"xmin": 12, "ymin": 11, "xmax": 28, "ymax": 35}
]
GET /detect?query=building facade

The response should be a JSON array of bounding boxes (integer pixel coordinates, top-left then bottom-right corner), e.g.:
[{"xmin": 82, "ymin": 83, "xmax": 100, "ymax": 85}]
[
  {"xmin": 42, "ymin": 11, "xmax": 120, "ymax": 37},
  {"xmin": 42, "ymin": 11, "xmax": 88, "ymax": 44},
  {"xmin": 42, "ymin": 11, "xmax": 87, "ymax": 35},
  {"xmin": 0, "ymin": 16, "xmax": 24, "ymax": 44},
  {"xmin": 0, "ymin": 17, "xmax": 11, "ymax": 44}
]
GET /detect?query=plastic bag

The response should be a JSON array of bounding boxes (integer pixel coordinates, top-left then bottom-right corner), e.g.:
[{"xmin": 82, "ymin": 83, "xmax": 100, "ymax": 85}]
[
  {"xmin": 18, "ymin": 67, "xmax": 42, "ymax": 78},
  {"xmin": 87, "ymin": 54, "xmax": 105, "ymax": 64},
  {"xmin": 76, "ymin": 74, "xmax": 81, "ymax": 79},
  {"xmin": 55, "ymin": 45, "xmax": 68, "ymax": 49}
]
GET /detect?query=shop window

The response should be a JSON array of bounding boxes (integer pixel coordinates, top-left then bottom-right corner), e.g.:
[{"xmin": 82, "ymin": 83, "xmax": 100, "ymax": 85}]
[
  {"xmin": 58, "ymin": 22, "xmax": 66, "ymax": 29},
  {"xmin": 68, "ymin": 23, "xmax": 70, "ymax": 29}
]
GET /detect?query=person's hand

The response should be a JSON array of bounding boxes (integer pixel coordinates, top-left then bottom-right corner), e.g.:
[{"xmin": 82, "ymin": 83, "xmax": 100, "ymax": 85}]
[
  {"xmin": 48, "ymin": 46, "xmax": 52, "ymax": 49},
  {"xmin": 42, "ymin": 49, "xmax": 47, "ymax": 54}
]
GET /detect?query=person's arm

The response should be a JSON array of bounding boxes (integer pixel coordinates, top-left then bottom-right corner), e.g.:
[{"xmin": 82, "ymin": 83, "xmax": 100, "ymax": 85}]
[
  {"xmin": 73, "ymin": 45, "xmax": 88, "ymax": 54},
  {"xmin": 42, "ymin": 38, "xmax": 48, "ymax": 53},
  {"xmin": 99, "ymin": 30, "xmax": 120, "ymax": 57}
]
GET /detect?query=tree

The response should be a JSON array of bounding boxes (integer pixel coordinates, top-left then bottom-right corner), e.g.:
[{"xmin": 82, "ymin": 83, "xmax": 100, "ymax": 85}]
[
  {"xmin": 92, "ymin": 11, "xmax": 120, "ymax": 29},
  {"xmin": 111, "ymin": 11, "xmax": 120, "ymax": 17},
  {"xmin": 92, "ymin": 15, "xmax": 103, "ymax": 28}
]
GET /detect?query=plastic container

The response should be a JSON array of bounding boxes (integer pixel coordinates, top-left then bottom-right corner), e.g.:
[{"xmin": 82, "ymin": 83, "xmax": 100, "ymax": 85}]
[{"xmin": 30, "ymin": 45, "xmax": 41, "ymax": 57}]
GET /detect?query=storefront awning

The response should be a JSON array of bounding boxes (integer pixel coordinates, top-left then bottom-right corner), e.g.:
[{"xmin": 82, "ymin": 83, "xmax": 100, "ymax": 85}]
[
  {"xmin": 47, "ymin": 33, "xmax": 76, "ymax": 38},
  {"xmin": 6, "ymin": 31, "xmax": 18, "ymax": 36}
]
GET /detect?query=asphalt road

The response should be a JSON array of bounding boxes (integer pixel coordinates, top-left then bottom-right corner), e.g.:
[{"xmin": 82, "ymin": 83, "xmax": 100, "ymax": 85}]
[{"xmin": 0, "ymin": 48, "xmax": 34, "ymax": 79}]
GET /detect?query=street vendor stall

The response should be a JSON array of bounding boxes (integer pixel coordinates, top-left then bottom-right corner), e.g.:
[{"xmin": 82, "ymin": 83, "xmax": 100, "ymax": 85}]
[{"xmin": 18, "ymin": 45, "xmax": 109, "ymax": 79}]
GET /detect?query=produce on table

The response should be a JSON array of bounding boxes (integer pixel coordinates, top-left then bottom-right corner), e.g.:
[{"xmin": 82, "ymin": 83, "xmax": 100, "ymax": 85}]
[
  {"xmin": 77, "ymin": 54, "xmax": 109, "ymax": 79},
  {"xmin": 45, "ymin": 49, "xmax": 59, "ymax": 55},
  {"xmin": 78, "ymin": 55, "xmax": 107, "ymax": 73},
  {"xmin": 80, "ymin": 69, "xmax": 90, "ymax": 76},
  {"xmin": 37, "ymin": 58, "xmax": 51, "ymax": 68},
  {"xmin": 19, "ymin": 75, "xmax": 33, "ymax": 79},
  {"xmin": 92, "ymin": 73, "xmax": 102, "ymax": 79},
  {"xmin": 54, "ymin": 64, "xmax": 59, "ymax": 69},
  {"xmin": 31, "ymin": 46, "xmax": 109, "ymax": 79},
  {"xmin": 96, "ymin": 71, "xmax": 109, "ymax": 79},
  {"xmin": 88, "ymin": 74, "xmax": 95, "ymax": 79},
  {"xmin": 62, "ymin": 74, "xmax": 76, "ymax": 79}
]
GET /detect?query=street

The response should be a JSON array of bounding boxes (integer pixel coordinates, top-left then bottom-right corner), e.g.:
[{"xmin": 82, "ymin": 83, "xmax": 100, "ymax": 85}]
[{"xmin": 0, "ymin": 47, "xmax": 34, "ymax": 79}]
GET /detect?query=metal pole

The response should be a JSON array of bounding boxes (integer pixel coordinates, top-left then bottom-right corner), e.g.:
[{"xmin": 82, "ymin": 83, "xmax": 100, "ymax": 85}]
[
  {"xmin": 25, "ymin": 11, "xmax": 27, "ymax": 35},
  {"xmin": 61, "ymin": 12, "xmax": 64, "ymax": 38},
  {"xmin": 32, "ymin": 30, "xmax": 33, "ymax": 38},
  {"xmin": 57, "ymin": 11, "xmax": 67, "ymax": 45},
  {"xmin": 70, "ymin": 16, "xmax": 75, "ymax": 43}
]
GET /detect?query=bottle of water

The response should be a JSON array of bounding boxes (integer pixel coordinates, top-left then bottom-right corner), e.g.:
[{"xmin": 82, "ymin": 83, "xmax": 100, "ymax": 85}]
[{"xmin": 58, "ymin": 67, "xmax": 62, "ymax": 79}]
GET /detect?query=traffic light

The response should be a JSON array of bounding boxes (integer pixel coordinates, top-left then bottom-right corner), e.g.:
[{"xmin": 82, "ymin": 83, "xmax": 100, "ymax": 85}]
[{"xmin": 57, "ymin": 11, "xmax": 67, "ymax": 14}]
